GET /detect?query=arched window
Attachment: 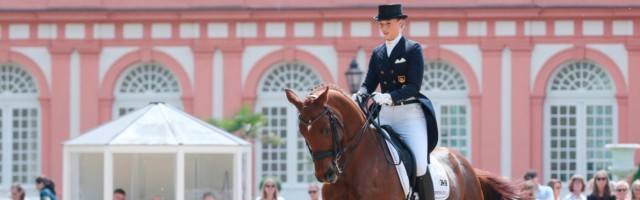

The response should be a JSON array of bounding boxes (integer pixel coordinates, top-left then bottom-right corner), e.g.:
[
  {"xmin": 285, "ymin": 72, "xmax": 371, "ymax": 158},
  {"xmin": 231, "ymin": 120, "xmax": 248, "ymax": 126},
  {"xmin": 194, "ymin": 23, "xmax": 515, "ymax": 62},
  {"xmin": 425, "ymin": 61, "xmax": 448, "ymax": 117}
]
[
  {"xmin": 421, "ymin": 61, "xmax": 471, "ymax": 159},
  {"xmin": 255, "ymin": 62, "xmax": 322, "ymax": 196},
  {"xmin": 544, "ymin": 60, "xmax": 616, "ymax": 182},
  {"xmin": 113, "ymin": 62, "xmax": 182, "ymax": 118},
  {"xmin": 0, "ymin": 63, "xmax": 40, "ymax": 187}
]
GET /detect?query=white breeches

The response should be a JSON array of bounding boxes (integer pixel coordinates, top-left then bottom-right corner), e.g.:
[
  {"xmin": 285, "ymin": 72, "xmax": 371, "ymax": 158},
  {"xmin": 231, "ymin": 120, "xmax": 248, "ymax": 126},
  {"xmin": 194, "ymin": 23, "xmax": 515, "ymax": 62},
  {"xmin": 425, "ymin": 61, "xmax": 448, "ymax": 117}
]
[{"xmin": 377, "ymin": 103, "xmax": 429, "ymax": 176}]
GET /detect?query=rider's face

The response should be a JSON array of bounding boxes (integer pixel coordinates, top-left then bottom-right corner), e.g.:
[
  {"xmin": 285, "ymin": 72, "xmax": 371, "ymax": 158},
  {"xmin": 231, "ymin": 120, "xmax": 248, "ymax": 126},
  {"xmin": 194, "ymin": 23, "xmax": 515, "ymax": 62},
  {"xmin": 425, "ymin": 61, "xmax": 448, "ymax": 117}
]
[{"xmin": 379, "ymin": 19, "xmax": 403, "ymax": 41}]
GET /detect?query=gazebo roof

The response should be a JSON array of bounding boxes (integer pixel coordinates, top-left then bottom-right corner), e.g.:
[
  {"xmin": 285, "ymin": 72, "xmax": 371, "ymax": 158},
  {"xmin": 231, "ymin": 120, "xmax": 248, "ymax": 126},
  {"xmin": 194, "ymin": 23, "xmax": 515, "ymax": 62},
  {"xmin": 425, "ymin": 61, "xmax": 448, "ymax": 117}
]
[{"xmin": 65, "ymin": 102, "xmax": 250, "ymax": 146}]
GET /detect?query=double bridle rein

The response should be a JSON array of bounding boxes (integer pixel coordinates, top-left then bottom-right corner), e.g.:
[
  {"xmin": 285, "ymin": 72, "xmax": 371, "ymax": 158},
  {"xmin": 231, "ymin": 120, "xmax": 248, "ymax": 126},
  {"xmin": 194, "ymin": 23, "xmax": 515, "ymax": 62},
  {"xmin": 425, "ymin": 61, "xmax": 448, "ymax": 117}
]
[
  {"xmin": 298, "ymin": 104, "xmax": 373, "ymax": 174},
  {"xmin": 298, "ymin": 101, "xmax": 371, "ymax": 174}
]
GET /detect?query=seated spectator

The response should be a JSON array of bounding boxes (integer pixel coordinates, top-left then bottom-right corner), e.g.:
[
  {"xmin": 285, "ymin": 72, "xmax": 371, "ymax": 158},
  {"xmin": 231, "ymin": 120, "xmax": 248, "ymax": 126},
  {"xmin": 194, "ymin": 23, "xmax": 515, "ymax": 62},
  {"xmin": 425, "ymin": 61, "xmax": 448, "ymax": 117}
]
[
  {"xmin": 614, "ymin": 181, "xmax": 630, "ymax": 200},
  {"xmin": 524, "ymin": 170, "xmax": 553, "ymax": 200},
  {"xmin": 10, "ymin": 183, "xmax": 25, "ymax": 200},
  {"xmin": 548, "ymin": 179, "xmax": 562, "ymax": 200},
  {"xmin": 256, "ymin": 176, "xmax": 285, "ymax": 200},
  {"xmin": 35, "ymin": 176, "xmax": 57, "ymax": 200},
  {"xmin": 308, "ymin": 183, "xmax": 320, "ymax": 200},
  {"xmin": 521, "ymin": 180, "xmax": 537, "ymax": 200},
  {"xmin": 564, "ymin": 174, "xmax": 586, "ymax": 200},
  {"xmin": 587, "ymin": 170, "xmax": 615, "ymax": 200},
  {"xmin": 202, "ymin": 192, "xmax": 216, "ymax": 200},
  {"xmin": 114, "ymin": 188, "xmax": 126, "ymax": 200},
  {"xmin": 631, "ymin": 180, "xmax": 640, "ymax": 200}
]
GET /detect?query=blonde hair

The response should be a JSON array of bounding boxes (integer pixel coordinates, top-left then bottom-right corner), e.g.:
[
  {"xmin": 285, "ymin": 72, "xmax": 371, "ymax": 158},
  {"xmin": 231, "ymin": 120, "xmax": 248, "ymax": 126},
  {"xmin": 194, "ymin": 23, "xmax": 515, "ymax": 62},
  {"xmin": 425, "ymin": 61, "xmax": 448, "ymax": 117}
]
[
  {"xmin": 616, "ymin": 181, "xmax": 630, "ymax": 190},
  {"xmin": 521, "ymin": 180, "xmax": 537, "ymax": 199},
  {"xmin": 631, "ymin": 180, "xmax": 640, "ymax": 200},
  {"xmin": 260, "ymin": 177, "xmax": 279, "ymax": 200}
]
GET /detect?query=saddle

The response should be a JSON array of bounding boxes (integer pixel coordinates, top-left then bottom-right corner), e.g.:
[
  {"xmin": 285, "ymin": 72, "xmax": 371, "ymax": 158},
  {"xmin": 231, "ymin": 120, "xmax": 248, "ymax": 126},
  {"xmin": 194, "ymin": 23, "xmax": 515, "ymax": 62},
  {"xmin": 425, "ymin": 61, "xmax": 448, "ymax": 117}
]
[
  {"xmin": 358, "ymin": 96, "xmax": 446, "ymax": 200},
  {"xmin": 381, "ymin": 125, "xmax": 435, "ymax": 200}
]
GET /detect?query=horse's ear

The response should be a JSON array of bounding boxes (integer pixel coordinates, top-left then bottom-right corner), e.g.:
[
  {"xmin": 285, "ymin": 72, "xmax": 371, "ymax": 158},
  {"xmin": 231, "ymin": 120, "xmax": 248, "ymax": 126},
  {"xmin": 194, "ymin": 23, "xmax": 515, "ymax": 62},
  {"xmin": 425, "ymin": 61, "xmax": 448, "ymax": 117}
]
[
  {"xmin": 284, "ymin": 88, "xmax": 303, "ymax": 110},
  {"xmin": 316, "ymin": 86, "xmax": 329, "ymax": 105}
]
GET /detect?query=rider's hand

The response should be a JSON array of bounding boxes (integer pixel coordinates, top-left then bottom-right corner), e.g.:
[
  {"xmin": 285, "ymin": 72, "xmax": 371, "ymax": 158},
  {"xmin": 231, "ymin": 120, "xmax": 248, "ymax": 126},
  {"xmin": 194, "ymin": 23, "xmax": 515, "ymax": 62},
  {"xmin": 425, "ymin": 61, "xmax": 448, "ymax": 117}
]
[
  {"xmin": 372, "ymin": 93, "xmax": 392, "ymax": 106},
  {"xmin": 351, "ymin": 87, "xmax": 368, "ymax": 103}
]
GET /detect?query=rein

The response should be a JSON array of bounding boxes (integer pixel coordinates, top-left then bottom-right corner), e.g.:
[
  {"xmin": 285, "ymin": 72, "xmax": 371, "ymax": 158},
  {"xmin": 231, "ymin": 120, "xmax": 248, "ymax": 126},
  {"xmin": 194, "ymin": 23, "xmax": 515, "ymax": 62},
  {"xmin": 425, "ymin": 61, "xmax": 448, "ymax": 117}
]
[{"xmin": 298, "ymin": 99, "xmax": 376, "ymax": 174}]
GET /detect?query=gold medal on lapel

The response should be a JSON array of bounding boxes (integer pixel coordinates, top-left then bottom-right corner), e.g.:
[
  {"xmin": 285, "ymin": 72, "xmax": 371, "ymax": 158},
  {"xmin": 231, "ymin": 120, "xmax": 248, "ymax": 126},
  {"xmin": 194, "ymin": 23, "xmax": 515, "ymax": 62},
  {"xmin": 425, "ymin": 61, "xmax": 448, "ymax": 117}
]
[{"xmin": 398, "ymin": 76, "xmax": 406, "ymax": 83}]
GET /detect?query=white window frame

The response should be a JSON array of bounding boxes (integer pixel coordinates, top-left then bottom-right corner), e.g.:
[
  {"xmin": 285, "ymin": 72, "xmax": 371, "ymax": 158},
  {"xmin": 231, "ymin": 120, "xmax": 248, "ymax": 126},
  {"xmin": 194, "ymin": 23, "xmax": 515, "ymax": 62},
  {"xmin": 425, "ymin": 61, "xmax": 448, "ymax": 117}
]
[
  {"xmin": 421, "ymin": 61, "xmax": 472, "ymax": 160},
  {"xmin": 0, "ymin": 99, "xmax": 41, "ymax": 197},
  {"xmin": 543, "ymin": 60, "xmax": 617, "ymax": 183},
  {"xmin": 0, "ymin": 63, "xmax": 41, "ymax": 198},
  {"xmin": 543, "ymin": 95, "xmax": 617, "ymax": 183},
  {"xmin": 112, "ymin": 63, "xmax": 182, "ymax": 118},
  {"xmin": 429, "ymin": 93, "xmax": 472, "ymax": 160}
]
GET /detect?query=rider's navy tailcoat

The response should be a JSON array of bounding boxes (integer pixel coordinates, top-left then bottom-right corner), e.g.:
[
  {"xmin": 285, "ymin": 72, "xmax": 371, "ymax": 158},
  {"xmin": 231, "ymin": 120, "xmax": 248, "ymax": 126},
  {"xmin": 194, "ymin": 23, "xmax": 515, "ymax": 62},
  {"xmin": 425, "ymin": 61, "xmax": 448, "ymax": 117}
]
[{"xmin": 361, "ymin": 36, "xmax": 439, "ymax": 157}]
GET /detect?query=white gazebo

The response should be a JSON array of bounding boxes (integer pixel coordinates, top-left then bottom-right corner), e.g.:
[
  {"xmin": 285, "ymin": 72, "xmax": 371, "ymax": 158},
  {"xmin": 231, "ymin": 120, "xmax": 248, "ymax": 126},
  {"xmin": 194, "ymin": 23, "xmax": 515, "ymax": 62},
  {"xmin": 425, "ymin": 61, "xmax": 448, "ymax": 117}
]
[{"xmin": 63, "ymin": 102, "xmax": 251, "ymax": 200}]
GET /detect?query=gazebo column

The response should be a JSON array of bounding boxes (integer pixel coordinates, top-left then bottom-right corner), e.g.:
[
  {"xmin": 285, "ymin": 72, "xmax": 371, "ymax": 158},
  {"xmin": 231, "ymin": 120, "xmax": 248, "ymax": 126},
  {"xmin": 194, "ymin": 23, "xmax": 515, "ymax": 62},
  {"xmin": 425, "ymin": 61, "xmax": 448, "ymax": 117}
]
[
  {"xmin": 103, "ymin": 150, "xmax": 114, "ymax": 200},
  {"xmin": 244, "ymin": 147, "xmax": 252, "ymax": 200},
  {"xmin": 234, "ymin": 151, "xmax": 241, "ymax": 200},
  {"xmin": 63, "ymin": 148, "xmax": 70, "ymax": 200},
  {"xmin": 176, "ymin": 150, "xmax": 185, "ymax": 200}
]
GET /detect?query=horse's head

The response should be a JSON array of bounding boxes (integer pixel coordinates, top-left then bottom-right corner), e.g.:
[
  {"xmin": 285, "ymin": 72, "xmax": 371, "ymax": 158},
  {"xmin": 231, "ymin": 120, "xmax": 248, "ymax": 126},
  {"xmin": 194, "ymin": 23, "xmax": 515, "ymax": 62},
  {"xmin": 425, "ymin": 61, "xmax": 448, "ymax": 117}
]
[{"xmin": 285, "ymin": 85, "xmax": 362, "ymax": 184}]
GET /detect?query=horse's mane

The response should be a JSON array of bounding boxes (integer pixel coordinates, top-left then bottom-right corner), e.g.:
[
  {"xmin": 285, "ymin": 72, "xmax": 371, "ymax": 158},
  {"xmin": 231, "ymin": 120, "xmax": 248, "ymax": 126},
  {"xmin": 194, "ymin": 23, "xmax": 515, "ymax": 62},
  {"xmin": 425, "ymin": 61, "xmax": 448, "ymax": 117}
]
[{"xmin": 307, "ymin": 84, "xmax": 350, "ymax": 99}]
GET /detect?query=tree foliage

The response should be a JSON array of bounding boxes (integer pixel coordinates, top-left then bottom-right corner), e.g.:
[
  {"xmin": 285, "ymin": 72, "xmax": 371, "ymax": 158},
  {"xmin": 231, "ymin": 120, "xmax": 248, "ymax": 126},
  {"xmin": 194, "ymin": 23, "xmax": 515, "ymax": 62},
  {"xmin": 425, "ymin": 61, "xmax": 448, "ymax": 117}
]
[
  {"xmin": 634, "ymin": 162, "xmax": 640, "ymax": 181},
  {"xmin": 207, "ymin": 105, "xmax": 284, "ymax": 145}
]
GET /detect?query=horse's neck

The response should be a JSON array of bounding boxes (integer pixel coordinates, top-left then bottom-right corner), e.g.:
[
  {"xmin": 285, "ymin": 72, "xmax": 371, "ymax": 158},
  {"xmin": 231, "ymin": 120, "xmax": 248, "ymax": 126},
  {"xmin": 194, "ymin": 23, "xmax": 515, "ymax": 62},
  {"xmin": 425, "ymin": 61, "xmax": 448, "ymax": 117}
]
[{"xmin": 339, "ymin": 122, "xmax": 389, "ymax": 173}]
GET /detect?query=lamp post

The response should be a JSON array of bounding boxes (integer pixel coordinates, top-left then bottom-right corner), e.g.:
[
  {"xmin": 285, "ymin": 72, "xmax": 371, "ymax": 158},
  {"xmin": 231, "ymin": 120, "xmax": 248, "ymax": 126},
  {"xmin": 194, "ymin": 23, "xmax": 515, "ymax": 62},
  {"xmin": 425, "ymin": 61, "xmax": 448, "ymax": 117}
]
[
  {"xmin": 605, "ymin": 143, "xmax": 640, "ymax": 180},
  {"xmin": 345, "ymin": 58, "xmax": 363, "ymax": 94}
]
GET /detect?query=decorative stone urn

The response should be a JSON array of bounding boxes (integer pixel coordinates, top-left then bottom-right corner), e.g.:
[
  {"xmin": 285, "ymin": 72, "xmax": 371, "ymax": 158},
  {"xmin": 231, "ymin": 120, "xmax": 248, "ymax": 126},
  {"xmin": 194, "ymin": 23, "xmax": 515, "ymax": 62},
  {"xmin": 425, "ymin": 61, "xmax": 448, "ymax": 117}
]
[{"xmin": 605, "ymin": 143, "xmax": 640, "ymax": 180}]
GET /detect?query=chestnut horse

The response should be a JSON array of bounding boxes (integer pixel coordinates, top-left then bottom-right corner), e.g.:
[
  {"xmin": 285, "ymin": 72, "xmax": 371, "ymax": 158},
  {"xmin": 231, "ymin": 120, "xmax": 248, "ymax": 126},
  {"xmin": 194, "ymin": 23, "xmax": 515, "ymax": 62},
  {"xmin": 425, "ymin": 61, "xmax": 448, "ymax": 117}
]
[{"xmin": 285, "ymin": 85, "xmax": 519, "ymax": 200}]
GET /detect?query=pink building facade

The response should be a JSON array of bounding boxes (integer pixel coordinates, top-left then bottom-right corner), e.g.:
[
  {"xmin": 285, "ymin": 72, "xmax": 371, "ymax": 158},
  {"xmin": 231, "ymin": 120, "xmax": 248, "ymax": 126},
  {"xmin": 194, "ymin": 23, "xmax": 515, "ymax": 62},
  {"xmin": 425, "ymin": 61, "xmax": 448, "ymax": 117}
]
[{"xmin": 0, "ymin": 0, "xmax": 639, "ymax": 199}]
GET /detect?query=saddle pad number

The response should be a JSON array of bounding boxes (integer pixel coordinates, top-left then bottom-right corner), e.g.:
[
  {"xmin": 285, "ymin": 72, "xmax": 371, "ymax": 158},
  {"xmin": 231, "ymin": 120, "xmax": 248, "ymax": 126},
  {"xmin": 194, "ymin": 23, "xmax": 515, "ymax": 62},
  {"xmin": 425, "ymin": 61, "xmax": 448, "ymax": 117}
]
[{"xmin": 429, "ymin": 157, "xmax": 450, "ymax": 200}]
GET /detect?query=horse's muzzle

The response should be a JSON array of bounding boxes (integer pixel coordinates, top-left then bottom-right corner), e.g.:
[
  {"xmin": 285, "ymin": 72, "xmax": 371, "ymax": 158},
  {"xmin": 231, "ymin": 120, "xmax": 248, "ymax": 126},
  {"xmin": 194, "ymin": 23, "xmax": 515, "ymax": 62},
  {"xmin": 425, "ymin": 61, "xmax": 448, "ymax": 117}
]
[{"xmin": 318, "ymin": 168, "xmax": 338, "ymax": 184}]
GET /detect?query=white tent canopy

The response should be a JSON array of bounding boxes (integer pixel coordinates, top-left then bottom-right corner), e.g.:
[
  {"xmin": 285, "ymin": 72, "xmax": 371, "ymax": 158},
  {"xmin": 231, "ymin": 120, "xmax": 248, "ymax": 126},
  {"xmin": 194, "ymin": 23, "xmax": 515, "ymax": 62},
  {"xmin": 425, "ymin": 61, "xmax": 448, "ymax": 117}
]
[{"xmin": 63, "ymin": 102, "xmax": 251, "ymax": 200}]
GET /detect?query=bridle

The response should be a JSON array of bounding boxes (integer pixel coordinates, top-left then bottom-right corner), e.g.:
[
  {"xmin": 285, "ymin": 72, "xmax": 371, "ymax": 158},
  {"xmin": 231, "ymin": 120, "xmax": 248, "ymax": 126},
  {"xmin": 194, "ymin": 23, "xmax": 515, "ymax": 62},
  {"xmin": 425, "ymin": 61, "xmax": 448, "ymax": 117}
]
[{"xmin": 298, "ymin": 105, "xmax": 369, "ymax": 174}]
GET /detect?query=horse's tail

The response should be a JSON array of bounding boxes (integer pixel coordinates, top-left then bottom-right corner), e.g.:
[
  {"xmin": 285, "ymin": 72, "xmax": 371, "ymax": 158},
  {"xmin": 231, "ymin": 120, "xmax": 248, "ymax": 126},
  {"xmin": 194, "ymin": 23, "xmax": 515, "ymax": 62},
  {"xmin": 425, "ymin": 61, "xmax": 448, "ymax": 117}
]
[{"xmin": 475, "ymin": 169, "xmax": 520, "ymax": 200}]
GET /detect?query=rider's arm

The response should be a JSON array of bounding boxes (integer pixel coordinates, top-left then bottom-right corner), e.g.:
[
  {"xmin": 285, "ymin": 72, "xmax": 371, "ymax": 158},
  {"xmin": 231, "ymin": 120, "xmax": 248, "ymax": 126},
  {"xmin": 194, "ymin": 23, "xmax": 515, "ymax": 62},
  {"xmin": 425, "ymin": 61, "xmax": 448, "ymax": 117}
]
[{"xmin": 361, "ymin": 47, "xmax": 381, "ymax": 95}]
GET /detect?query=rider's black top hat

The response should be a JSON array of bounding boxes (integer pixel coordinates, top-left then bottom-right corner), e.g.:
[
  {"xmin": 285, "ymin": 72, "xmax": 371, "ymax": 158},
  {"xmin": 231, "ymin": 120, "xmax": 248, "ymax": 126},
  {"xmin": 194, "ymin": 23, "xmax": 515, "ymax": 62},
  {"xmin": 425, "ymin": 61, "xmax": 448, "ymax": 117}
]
[{"xmin": 374, "ymin": 4, "xmax": 408, "ymax": 21}]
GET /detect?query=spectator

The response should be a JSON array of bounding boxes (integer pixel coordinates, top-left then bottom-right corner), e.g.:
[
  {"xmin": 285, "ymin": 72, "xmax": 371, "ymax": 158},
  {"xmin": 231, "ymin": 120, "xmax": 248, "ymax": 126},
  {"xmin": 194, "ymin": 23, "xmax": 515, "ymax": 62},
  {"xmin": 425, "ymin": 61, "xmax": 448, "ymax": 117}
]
[
  {"xmin": 587, "ymin": 170, "xmax": 615, "ymax": 200},
  {"xmin": 308, "ymin": 183, "xmax": 320, "ymax": 200},
  {"xmin": 202, "ymin": 192, "xmax": 216, "ymax": 200},
  {"xmin": 631, "ymin": 180, "xmax": 640, "ymax": 200},
  {"xmin": 10, "ymin": 183, "xmax": 25, "ymax": 200},
  {"xmin": 549, "ymin": 179, "xmax": 562, "ymax": 200},
  {"xmin": 114, "ymin": 188, "xmax": 126, "ymax": 200},
  {"xmin": 524, "ymin": 170, "xmax": 553, "ymax": 200},
  {"xmin": 522, "ymin": 180, "xmax": 538, "ymax": 200},
  {"xmin": 35, "ymin": 176, "xmax": 57, "ymax": 200},
  {"xmin": 256, "ymin": 176, "xmax": 284, "ymax": 200},
  {"xmin": 564, "ymin": 174, "xmax": 587, "ymax": 200},
  {"xmin": 614, "ymin": 181, "xmax": 630, "ymax": 200}
]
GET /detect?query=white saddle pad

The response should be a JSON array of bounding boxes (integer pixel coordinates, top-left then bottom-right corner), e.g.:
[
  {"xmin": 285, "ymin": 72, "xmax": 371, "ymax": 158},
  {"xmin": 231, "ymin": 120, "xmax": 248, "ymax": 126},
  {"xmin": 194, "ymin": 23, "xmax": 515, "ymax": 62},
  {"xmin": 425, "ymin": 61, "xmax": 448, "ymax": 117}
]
[
  {"xmin": 429, "ymin": 157, "xmax": 450, "ymax": 200},
  {"xmin": 381, "ymin": 130, "xmax": 450, "ymax": 200}
]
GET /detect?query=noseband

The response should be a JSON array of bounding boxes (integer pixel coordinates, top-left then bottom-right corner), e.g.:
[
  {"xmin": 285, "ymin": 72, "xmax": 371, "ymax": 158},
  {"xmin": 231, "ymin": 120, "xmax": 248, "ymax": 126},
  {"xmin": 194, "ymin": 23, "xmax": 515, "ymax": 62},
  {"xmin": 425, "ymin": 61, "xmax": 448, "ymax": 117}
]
[{"xmin": 299, "ymin": 105, "xmax": 368, "ymax": 174}]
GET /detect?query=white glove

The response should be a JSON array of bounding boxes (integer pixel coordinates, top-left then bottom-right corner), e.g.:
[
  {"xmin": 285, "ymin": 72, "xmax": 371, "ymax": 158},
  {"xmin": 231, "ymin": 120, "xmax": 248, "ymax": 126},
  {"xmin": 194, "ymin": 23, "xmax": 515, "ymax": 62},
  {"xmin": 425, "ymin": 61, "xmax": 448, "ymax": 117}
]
[
  {"xmin": 351, "ymin": 87, "xmax": 368, "ymax": 103},
  {"xmin": 372, "ymin": 93, "xmax": 392, "ymax": 106},
  {"xmin": 351, "ymin": 93, "xmax": 362, "ymax": 103}
]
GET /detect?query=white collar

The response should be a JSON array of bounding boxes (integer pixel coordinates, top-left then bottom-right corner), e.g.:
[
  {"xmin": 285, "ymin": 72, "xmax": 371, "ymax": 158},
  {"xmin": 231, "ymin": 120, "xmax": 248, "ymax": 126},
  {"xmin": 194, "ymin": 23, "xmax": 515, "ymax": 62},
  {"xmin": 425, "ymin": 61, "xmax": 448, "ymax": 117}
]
[{"xmin": 385, "ymin": 34, "xmax": 402, "ymax": 56}]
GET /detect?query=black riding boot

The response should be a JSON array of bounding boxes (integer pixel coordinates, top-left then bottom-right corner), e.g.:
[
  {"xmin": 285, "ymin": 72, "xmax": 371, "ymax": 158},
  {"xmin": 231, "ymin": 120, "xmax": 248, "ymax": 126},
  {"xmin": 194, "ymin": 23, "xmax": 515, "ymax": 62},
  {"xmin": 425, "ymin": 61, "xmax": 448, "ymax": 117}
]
[{"xmin": 416, "ymin": 173, "xmax": 435, "ymax": 200}]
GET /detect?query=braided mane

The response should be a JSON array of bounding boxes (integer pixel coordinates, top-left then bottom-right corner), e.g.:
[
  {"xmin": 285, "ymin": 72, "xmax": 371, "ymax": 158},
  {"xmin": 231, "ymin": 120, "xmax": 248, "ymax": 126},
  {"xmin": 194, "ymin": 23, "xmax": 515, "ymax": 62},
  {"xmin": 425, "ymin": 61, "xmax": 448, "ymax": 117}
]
[{"xmin": 307, "ymin": 84, "xmax": 350, "ymax": 99}]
